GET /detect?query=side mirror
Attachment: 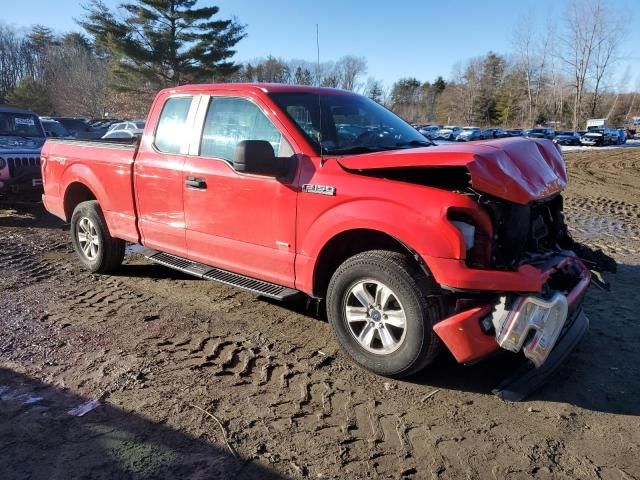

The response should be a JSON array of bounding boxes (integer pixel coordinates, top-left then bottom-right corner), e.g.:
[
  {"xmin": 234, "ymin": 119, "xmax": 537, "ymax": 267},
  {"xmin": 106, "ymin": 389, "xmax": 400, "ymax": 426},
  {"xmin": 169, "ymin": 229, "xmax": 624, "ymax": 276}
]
[{"xmin": 234, "ymin": 140, "xmax": 281, "ymax": 177}]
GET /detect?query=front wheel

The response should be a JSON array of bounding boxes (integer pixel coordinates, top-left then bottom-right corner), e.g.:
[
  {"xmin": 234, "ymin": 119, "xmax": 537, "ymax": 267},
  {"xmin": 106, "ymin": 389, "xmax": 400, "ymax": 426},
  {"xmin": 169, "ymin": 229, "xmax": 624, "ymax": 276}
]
[
  {"xmin": 326, "ymin": 250, "xmax": 441, "ymax": 378},
  {"xmin": 70, "ymin": 200, "xmax": 125, "ymax": 273}
]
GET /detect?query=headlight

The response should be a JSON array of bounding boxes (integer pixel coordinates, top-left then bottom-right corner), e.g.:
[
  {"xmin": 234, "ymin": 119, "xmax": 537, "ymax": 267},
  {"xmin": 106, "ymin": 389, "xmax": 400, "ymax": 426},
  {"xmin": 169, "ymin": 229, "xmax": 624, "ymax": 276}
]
[{"xmin": 451, "ymin": 220, "xmax": 475, "ymax": 250}]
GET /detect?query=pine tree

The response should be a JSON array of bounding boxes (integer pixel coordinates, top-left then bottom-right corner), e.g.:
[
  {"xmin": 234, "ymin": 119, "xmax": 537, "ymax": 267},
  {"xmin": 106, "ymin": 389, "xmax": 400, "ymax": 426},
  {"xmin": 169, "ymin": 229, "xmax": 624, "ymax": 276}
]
[
  {"xmin": 79, "ymin": 0, "xmax": 246, "ymax": 90},
  {"xmin": 294, "ymin": 66, "xmax": 312, "ymax": 85}
]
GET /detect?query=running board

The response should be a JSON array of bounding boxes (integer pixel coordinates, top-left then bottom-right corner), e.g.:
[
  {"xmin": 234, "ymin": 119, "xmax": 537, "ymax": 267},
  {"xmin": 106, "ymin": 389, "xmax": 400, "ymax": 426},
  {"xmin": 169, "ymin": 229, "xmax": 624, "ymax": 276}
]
[{"xmin": 141, "ymin": 248, "xmax": 299, "ymax": 301}]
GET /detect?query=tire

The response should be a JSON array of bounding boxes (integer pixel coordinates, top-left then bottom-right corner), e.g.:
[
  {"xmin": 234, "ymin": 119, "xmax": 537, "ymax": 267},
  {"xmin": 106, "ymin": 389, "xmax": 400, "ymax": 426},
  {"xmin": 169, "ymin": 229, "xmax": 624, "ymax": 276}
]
[
  {"xmin": 326, "ymin": 250, "xmax": 442, "ymax": 378},
  {"xmin": 70, "ymin": 200, "xmax": 125, "ymax": 273}
]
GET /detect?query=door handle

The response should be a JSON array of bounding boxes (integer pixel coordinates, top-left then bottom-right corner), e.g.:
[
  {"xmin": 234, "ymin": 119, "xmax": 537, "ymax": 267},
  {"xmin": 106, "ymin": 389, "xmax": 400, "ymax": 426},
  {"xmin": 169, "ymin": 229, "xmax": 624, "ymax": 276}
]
[{"xmin": 185, "ymin": 176, "xmax": 207, "ymax": 189}]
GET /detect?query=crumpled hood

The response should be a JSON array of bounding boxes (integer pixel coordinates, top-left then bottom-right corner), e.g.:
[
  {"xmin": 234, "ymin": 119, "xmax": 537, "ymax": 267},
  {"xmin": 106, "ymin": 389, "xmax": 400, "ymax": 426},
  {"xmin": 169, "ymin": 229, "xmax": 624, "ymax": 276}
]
[{"xmin": 336, "ymin": 137, "xmax": 567, "ymax": 205}]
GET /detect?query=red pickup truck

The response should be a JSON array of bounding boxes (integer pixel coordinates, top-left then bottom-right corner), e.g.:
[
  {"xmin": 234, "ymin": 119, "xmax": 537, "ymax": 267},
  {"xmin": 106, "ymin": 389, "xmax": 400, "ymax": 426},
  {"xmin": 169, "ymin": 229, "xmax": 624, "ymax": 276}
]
[{"xmin": 41, "ymin": 83, "xmax": 611, "ymax": 400}]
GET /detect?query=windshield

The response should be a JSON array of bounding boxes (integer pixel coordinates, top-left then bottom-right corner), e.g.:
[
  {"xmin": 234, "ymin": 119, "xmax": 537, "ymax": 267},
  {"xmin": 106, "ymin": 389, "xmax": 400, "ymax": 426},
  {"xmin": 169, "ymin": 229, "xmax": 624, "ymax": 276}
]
[
  {"xmin": 0, "ymin": 112, "xmax": 44, "ymax": 137},
  {"xmin": 269, "ymin": 91, "xmax": 430, "ymax": 155}
]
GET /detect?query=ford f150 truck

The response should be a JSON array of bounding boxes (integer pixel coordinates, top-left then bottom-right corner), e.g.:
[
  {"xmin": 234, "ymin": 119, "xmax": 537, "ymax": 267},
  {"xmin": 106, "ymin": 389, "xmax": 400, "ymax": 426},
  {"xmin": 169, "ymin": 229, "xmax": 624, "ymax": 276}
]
[
  {"xmin": 0, "ymin": 105, "xmax": 46, "ymax": 195},
  {"xmin": 41, "ymin": 84, "xmax": 613, "ymax": 400}
]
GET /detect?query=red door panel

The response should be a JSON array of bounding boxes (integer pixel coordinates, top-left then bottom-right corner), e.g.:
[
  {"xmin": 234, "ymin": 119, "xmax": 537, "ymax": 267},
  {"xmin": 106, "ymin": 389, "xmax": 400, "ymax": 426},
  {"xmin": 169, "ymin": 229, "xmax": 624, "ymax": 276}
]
[
  {"xmin": 183, "ymin": 157, "xmax": 297, "ymax": 287},
  {"xmin": 134, "ymin": 150, "xmax": 187, "ymax": 256}
]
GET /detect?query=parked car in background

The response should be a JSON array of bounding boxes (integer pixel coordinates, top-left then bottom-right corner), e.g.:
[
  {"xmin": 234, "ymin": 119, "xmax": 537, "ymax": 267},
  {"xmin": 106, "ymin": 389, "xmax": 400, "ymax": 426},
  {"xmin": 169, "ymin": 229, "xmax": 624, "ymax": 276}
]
[
  {"xmin": 51, "ymin": 117, "xmax": 102, "ymax": 139},
  {"xmin": 102, "ymin": 129, "xmax": 142, "ymax": 140},
  {"xmin": 554, "ymin": 131, "xmax": 582, "ymax": 146},
  {"xmin": 523, "ymin": 128, "xmax": 555, "ymax": 140},
  {"xmin": 41, "ymin": 118, "xmax": 74, "ymax": 139},
  {"xmin": 0, "ymin": 105, "xmax": 46, "ymax": 195},
  {"xmin": 580, "ymin": 128, "xmax": 616, "ymax": 146},
  {"xmin": 455, "ymin": 127, "xmax": 482, "ymax": 141},
  {"xmin": 506, "ymin": 129, "xmax": 523, "ymax": 137},
  {"xmin": 615, "ymin": 128, "xmax": 627, "ymax": 145},
  {"xmin": 106, "ymin": 120, "xmax": 145, "ymax": 134},
  {"xmin": 480, "ymin": 128, "xmax": 506, "ymax": 139},
  {"xmin": 418, "ymin": 125, "xmax": 440, "ymax": 139},
  {"xmin": 90, "ymin": 119, "xmax": 122, "ymax": 138},
  {"xmin": 435, "ymin": 125, "xmax": 462, "ymax": 140}
]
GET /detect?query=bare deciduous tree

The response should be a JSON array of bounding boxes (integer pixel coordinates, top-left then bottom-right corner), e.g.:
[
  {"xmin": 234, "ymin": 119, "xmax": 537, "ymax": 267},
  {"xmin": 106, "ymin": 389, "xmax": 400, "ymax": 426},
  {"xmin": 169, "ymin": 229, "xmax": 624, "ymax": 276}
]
[
  {"xmin": 511, "ymin": 13, "xmax": 551, "ymax": 127},
  {"xmin": 0, "ymin": 24, "xmax": 32, "ymax": 102},
  {"xmin": 558, "ymin": 0, "xmax": 624, "ymax": 129},
  {"xmin": 336, "ymin": 55, "xmax": 367, "ymax": 91},
  {"xmin": 44, "ymin": 35, "xmax": 109, "ymax": 117}
]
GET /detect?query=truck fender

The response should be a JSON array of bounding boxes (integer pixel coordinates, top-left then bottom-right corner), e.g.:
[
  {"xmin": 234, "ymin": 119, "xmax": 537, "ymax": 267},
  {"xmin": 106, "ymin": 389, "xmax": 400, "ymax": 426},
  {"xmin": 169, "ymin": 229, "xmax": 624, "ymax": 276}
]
[
  {"xmin": 296, "ymin": 199, "xmax": 460, "ymax": 295},
  {"xmin": 61, "ymin": 164, "xmax": 110, "ymax": 219}
]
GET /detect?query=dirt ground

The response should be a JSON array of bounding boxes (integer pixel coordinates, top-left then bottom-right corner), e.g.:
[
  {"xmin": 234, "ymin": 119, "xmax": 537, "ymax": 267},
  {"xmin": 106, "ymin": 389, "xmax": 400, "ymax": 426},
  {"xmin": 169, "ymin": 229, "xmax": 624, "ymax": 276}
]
[{"xmin": 1, "ymin": 148, "xmax": 639, "ymax": 479}]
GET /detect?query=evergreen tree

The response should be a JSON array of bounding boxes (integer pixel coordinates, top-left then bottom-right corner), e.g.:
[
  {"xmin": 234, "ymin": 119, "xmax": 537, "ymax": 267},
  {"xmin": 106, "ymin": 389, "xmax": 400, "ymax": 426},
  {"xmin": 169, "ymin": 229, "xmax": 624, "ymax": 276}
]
[
  {"xmin": 79, "ymin": 0, "xmax": 246, "ymax": 90},
  {"xmin": 294, "ymin": 66, "xmax": 312, "ymax": 85},
  {"xmin": 365, "ymin": 79, "xmax": 384, "ymax": 104},
  {"xmin": 6, "ymin": 77, "xmax": 54, "ymax": 114},
  {"xmin": 432, "ymin": 76, "xmax": 446, "ymax": 94}
]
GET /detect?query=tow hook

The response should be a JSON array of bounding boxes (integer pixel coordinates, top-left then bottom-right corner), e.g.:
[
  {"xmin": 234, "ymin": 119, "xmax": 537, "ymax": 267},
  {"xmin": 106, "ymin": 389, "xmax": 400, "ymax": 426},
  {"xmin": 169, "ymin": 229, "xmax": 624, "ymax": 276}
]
[{"xmin": 490, "ymin": 293, "xmax": 569, "ymax": 367}]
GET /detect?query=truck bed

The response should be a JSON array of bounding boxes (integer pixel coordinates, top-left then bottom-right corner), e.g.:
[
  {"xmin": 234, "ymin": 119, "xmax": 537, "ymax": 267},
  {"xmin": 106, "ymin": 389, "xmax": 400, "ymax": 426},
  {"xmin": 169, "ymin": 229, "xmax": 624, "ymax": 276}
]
[{"xmin": 41, "ymin": 137, "xmax": 140, "ymax": 243}]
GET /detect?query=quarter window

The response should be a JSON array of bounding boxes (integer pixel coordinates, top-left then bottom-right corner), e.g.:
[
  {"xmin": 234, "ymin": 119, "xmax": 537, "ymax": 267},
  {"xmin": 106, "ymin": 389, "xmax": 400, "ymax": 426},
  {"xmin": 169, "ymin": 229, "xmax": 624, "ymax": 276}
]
[
  {"xmin": 155, "ymin": 96, "xmax": 193, "ymax": 154},
  {"xmin": 199, "ymin": 97, "xmax": 292, "ymax": 164}
]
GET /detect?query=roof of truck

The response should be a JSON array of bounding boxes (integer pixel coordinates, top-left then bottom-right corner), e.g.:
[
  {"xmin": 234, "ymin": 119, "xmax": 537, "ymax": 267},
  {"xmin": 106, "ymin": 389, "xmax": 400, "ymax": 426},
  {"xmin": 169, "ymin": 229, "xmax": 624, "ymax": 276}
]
[{"xmin": 164, "ymin": 83, "xmax": 356, "ymax": 96}]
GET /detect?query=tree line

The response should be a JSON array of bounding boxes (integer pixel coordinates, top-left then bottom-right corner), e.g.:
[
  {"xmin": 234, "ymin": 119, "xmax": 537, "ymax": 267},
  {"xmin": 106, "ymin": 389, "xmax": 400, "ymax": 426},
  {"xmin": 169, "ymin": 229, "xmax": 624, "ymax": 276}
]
[{"xmin": 0, "ymin": 0, "xmax": 636, "ymax": 128}]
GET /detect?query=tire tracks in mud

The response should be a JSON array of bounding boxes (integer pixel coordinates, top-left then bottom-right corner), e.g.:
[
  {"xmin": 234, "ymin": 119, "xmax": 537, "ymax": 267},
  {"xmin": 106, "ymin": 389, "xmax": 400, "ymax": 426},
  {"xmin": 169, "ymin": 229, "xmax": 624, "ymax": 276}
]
[
  {"xmin": 563, "ymin": 150, "xmax": 640, "ymax": 259},
  {"xmin": 31, "ymin": 258, "xmax": 464, "ymax": 478},
  {"xmin": 0, "ymin": 238, "xmax": 70, "ymax": 289}
]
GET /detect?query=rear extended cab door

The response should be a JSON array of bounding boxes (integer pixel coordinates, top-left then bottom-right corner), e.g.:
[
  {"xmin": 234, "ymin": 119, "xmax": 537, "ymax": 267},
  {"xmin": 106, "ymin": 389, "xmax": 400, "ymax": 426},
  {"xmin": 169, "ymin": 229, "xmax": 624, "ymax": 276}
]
[
  {"xmin": 133, "ymin": 92, "xmax": 200, "ymax": 256},
  {"xmin": 181, "ymin": 90, "xmax": 300, "ymax": 287}
]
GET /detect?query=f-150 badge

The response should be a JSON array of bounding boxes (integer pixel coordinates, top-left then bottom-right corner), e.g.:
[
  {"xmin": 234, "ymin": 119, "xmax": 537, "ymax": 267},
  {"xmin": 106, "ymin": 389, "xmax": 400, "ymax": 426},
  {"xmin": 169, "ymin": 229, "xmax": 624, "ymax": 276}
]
[{"xmin": 302, "ymin": 184, "xmax": 336, "ymax": 196}]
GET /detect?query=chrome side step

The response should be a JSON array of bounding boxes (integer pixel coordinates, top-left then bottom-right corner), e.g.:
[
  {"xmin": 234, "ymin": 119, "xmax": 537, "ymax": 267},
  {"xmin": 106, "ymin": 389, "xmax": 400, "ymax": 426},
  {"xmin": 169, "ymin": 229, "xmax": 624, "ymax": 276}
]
[{"xmin": 141, "ymin": 248, "xmax": 299, "ymax": 301}]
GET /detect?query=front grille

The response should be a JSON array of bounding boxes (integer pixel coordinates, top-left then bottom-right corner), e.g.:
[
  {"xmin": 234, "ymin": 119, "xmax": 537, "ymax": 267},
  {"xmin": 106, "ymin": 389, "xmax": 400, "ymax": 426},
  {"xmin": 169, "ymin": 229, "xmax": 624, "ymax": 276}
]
[{"xmin": 6, "ymin": 156, "xmax": 41, "ymax": 178}]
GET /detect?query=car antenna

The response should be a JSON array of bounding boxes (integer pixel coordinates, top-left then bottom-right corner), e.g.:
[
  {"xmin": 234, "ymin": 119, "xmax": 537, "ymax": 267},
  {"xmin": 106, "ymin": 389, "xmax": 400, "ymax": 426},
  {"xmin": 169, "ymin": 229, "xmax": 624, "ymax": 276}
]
[{"xmin": 317, "ymin": 23, "xmax": 326, "ymax": 167}]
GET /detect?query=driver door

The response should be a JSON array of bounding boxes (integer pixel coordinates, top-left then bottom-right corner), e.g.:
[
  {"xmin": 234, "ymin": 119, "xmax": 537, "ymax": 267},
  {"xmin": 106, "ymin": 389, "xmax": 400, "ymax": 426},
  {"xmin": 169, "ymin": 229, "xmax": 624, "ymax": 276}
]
[{"xmin": 182, "ymin": 94, "xmax": 298, "ymax": 287}]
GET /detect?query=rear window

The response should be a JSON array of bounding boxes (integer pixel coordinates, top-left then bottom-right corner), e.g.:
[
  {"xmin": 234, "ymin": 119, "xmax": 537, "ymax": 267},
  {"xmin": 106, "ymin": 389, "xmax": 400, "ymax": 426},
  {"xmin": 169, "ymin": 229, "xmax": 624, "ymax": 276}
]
[{"xmin": 154, "ymin": 96, "xmax": 193, "ymax": 154}]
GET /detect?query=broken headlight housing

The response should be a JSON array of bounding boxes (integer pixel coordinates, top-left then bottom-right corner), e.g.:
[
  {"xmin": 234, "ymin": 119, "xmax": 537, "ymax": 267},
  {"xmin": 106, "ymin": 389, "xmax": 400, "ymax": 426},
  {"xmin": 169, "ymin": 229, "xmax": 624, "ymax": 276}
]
[{"xmin": 448, "ymin": 211, "xmax": 492, "ymax": 268}]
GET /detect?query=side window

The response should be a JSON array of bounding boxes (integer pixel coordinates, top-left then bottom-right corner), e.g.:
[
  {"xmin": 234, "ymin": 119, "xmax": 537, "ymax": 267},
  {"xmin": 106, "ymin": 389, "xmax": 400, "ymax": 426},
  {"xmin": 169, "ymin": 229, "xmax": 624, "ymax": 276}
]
[
  {"xmin": 200, "ymin": 97, "xmax": 293, "ymax": 164},
  {"xmin": 154, "ymin": 96, "xmax": 192, "ymax": 154}
]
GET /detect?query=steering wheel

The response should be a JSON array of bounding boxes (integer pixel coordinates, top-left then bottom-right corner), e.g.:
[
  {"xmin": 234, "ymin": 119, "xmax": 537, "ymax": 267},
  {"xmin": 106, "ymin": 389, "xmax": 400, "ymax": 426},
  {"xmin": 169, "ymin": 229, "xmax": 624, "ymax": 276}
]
[{"xmin": 355, "ymin": 129, "xmax": 382, "ymax": 145}]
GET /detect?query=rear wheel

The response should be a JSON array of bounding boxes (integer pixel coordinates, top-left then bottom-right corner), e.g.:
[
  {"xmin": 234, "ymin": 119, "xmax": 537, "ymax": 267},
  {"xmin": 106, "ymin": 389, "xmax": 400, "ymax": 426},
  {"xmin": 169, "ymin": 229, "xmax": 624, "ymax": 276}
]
[
  {"xmin": 326, "ymin": 250, "xmax": 442, "ymax": 378},
  {"xmin": 70, "ymin": 200, "xmax": 125, "ymax": 273}
]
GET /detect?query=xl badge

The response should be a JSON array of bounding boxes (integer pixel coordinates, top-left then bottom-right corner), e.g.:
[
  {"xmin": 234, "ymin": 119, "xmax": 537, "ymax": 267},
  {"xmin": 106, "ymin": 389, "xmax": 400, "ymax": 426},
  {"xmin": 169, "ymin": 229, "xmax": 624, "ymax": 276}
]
[{"xmin": 302, "ymin": 184, "xmax": 336, "ymax": 196}]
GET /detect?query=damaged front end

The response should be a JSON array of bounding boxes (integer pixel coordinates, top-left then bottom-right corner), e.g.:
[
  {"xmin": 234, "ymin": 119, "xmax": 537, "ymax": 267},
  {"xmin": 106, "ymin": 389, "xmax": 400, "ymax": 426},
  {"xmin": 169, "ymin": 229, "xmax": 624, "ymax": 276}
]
[
  {"xmin": 434, "ymin": 192, "xmax": 615, "ymax": 401},
  {"xmin": 338, "ymin": 138, "xmax": 615, "ymax": 399}
]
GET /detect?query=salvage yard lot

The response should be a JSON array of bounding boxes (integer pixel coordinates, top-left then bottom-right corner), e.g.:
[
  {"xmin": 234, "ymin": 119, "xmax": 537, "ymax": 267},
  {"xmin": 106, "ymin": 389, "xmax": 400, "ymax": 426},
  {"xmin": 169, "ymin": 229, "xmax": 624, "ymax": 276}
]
[{"xmin": 1, "ymin": 148, "xmax": 639, "ymax": 479}]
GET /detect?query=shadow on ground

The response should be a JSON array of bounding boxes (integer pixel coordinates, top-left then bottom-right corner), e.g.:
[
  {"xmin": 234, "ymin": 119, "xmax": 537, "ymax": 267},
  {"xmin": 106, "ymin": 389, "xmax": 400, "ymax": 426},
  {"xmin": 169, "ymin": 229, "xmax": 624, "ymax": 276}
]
[
  {"xmin": 0, "ymin": 368, "xmax": 286, "ymax": 480},
  {"xmin": 0, "ymin": 199, "xmax": 63, "ymax": 229}
]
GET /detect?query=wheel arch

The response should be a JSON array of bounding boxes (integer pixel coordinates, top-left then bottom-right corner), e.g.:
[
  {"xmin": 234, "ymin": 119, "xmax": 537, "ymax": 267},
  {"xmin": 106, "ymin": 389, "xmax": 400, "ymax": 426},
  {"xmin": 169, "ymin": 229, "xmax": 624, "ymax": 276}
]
[
  {"xmin": 63, "ymin": 181, "xmax": 98, "ymax": 221},
  {"xmin": 310, "ymin": 228, "xmax": 428, "ymax": 299},
  {"xmin": 61, "ymin": 163, "xmax": 111, "ymax": 222}
]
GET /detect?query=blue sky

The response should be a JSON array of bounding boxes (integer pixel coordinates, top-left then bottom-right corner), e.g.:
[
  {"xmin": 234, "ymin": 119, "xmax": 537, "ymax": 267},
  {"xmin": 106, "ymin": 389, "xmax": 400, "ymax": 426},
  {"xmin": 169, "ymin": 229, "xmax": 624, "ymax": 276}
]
[{"xmin": 4, "ymin": 0, "xmax": 639, "ymax": 88}]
